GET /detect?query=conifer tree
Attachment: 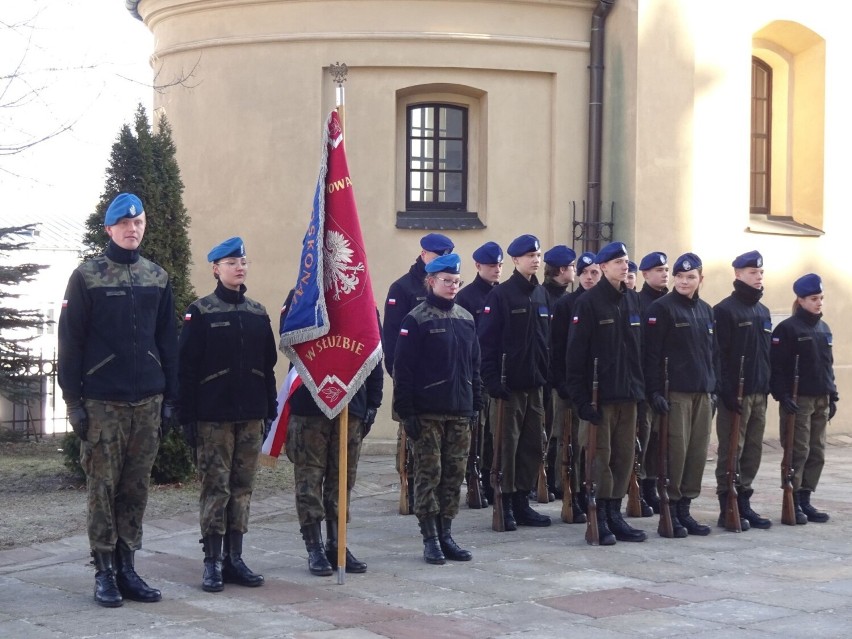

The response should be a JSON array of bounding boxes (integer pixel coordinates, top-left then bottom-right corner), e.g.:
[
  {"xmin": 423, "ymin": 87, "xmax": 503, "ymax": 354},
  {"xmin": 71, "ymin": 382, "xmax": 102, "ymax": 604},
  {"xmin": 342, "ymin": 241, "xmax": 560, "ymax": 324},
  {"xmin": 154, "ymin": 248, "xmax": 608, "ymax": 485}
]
[{"xmin": 83, "ymin": 104, "xmax": 195, "ymax": 322}]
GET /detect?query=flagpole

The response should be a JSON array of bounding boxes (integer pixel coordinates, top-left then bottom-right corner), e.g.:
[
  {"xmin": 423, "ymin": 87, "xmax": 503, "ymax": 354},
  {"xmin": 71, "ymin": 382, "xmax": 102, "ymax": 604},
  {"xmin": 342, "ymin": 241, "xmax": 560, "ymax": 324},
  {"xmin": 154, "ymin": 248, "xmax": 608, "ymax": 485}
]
[{"xmin": 329, "ymin": 60, "xmax": 349, "ymax": 585}]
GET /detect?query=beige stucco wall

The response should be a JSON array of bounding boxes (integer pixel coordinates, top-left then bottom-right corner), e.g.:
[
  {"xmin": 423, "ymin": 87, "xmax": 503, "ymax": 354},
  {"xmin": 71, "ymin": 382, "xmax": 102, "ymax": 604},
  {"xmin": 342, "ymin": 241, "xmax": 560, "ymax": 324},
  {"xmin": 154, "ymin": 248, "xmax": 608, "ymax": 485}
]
[{"xmin": 136, "ymin": 0, "xmax": 851, "ymax": 438}]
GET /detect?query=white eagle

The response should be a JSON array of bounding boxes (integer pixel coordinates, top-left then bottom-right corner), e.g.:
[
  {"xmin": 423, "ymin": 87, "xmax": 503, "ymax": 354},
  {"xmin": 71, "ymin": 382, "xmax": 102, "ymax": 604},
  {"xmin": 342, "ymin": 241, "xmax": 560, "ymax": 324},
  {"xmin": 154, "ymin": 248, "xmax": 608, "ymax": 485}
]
[{"xmin": 323, "ymin": 229, "xmax": 365, "ymax": 300}]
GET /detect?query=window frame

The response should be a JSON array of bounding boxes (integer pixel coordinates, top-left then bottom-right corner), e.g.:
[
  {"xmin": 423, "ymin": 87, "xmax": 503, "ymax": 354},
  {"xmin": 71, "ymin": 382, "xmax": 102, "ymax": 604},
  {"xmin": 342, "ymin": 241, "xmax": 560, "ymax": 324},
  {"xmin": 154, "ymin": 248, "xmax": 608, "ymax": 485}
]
[{"xmin": 750, "ymin": 56, "xmax": 772, "ymax": 216}]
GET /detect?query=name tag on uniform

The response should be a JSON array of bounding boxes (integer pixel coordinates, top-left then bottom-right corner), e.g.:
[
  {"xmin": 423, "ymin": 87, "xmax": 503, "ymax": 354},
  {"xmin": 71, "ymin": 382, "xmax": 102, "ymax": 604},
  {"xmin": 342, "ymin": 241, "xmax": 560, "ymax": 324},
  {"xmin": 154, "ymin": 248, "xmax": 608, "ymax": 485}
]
[
  {"xmin": 675, "ymin": 322, "xmax": 690, "ymax": 328},
  {"xmin": 599, "ymin": 319, "xmax": 614, "ymax": 325},
  {"xmin": 106, "ymin": 291, "xmax": 126, "ymax": 297},
  {"xmin": 797, "ymin": 336, "xmax": 813, "ymax": 342},
  {"xmin": 211, "ymin": 321, "xmax": 231, "ymax": 328},
  {"xmin": 738, "ymin": 321, "xmax": 752, "ymax": 327},
  {"xmin": 429, "ymin": 328, "xmax": 446, "ymax": 334},
  {"xmin": 511, "ymin": 308, "xmax": 528, "ymax": 315}
]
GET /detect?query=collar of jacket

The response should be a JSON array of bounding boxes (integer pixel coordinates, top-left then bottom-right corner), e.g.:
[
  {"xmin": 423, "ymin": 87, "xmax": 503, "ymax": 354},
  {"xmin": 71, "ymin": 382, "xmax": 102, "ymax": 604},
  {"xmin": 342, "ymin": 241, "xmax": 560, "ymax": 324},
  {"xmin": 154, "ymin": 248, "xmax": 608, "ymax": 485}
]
[
  {"xmin": 544, "ymin": 280, "xmax": 569, "ymax": 297},
  {"xmin": 671, "ymin": 289, "xmax": 700, "ymax": 307},
  {"xmin": 105, "ymin": 240, "xmax": 140, "ymax": 265},
  {"xmin": 732, "ymin": 279, "xmax": 764, "ymax": 305},
  {"xmin": 509, "ymin": 269, "xmax": 539, "ymax": 294},
  {"xmin": 641, "ymin": 282, "xmax": 667, "ymax": 299},
  {"xmin": 597, "ymin": 276, "xmax": 626, "ymax": 301},
  {"xmin": 410, "ymin": 256, "xmax": 427, "ymax": 281},
  {"xmin": 795, "ymin": 305, "xmax": 822, "ymax": 326},
  {"xmin": 426, "ymin": 290, "xmax": 455, "ymax": 311},
  {"xmin": 473, "ymin": 273, "xmax": 497, "ymax": 292},
  {"xmin": 215, "ymin": 280, "xmax": 246, "ymax": 305}
]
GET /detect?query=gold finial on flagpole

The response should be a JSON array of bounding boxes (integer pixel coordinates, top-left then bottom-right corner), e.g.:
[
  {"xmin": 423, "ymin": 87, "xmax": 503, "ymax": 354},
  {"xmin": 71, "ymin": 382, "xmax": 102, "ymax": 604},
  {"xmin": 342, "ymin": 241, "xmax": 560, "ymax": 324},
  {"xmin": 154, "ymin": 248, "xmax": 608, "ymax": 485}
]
[{"xmin": 329, "ymin": 62, "xmax": 348, "ymax": 134}]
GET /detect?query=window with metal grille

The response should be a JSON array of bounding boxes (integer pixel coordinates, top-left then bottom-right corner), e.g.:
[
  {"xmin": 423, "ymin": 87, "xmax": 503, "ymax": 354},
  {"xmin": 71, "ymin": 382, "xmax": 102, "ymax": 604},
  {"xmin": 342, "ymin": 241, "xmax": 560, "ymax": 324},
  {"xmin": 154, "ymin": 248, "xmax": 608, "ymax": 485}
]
[{"xmin": 406, "ymin": 104, "xmax": 467, "ymax": 211}]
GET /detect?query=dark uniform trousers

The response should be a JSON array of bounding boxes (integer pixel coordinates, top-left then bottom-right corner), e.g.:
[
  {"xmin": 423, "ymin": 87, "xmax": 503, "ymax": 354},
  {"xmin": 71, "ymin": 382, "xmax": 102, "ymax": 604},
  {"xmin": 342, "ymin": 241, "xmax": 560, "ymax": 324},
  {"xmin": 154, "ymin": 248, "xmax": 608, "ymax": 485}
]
[
  {"xmin": 491, "ymin": 388, "xmax": 545, "ymax": 493},
  {"xmin": 552, "ymin": 397, "xmax": 581, "ymax": 493},
  {"xmin": 665, "ymin": 392, "xmax": 712, "ymax": 501},
  {"xmin": 581, "ymin": 402, "xmax": 636, "ymax": 500},
  {"xmin": 638, "ymin": 406, "xmax": 658, "ymax": 481},
  {"xmin": 412, "ymin": 414, "xmax": 471, "ymax": 518},
  {"xmin": 197, "ymin": 420, "xmax": 263, "ymax": 535},
  {"xmin": 779, "ymin": 395, "xmax": 828, "ymax": 492},
  {"xmin": 286, "ymin": 413, "xmax": 364, "ymax": 526},
  {"xmin": 714, "ymin": 393, "xmax": 766, "ymax": 494},
  {"xmin": 82, "ymin": 396, "xmax": 162, "ymax": 553}
]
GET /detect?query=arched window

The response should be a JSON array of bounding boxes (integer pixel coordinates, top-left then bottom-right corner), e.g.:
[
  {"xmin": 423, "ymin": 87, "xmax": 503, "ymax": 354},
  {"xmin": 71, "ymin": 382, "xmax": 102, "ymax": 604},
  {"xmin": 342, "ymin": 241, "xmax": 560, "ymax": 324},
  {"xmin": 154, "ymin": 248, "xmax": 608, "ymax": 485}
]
[{"xmin": 750, "ymin": 57, "xmax": 771, "ymax": 215}]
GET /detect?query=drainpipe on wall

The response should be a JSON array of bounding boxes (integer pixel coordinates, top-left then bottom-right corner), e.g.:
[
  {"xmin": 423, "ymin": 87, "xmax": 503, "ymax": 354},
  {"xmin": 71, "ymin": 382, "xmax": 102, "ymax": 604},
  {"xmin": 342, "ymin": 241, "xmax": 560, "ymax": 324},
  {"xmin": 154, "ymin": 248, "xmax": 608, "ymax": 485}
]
[{"xmin": 584, "ymin": 0, "xmax": 617, "ymax": 253}]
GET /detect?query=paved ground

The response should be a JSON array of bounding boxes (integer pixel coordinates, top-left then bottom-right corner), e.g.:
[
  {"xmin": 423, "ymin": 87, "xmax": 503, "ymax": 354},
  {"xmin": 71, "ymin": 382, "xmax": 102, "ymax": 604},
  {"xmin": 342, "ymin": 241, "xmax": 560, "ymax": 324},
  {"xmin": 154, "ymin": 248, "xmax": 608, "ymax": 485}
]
[{"xmin": 3, "ymin": 434, "xmax": 852, "ymax": 638}]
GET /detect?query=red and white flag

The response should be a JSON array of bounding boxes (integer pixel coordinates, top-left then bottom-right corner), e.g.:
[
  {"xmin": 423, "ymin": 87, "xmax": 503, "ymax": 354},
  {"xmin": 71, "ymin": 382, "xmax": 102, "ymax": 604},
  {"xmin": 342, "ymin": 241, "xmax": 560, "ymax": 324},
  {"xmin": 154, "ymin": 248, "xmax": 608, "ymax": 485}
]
[{"xmin": 261, "ymin": 366, "xmax": 302, "ymax": 460}]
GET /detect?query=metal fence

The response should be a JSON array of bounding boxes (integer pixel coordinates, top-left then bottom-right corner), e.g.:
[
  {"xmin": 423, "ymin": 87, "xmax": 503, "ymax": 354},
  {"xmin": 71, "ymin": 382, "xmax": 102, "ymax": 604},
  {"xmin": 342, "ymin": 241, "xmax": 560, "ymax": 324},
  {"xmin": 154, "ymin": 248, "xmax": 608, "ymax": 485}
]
[{"xmin": 0, "ymin": 351, "xmax": 69, "ymax": 440}]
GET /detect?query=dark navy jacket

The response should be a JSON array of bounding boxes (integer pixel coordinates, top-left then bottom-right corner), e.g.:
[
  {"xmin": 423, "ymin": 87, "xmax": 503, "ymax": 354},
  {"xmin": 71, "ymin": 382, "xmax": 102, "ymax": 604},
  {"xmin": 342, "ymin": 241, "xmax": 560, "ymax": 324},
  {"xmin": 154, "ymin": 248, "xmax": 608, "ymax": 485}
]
[
  {"xmin": 58, "ymin": 241, "xmax": 177, "ymax": 404},
  {"xmin": 178, "ymin": 281, "xmax": 278, "ymax": 423},
  {"xmin": 643, "ymin": 290, "xmax": 718, "ymax": 396},
  {"xmin": 770, "ymin": 307, "xmax": 837, "ymax": 400},
  {"xmin": 565, "ymin": 277, "xmax": 644, "ymax": 407},
  {"xmin": 382, "ymin": 257, "xmax": 428, "ymax": 376},
  {"xmin": 392, "ymin": 292, "xmax": 481, "ymax": 419},
  {"xmin": 455, "ymin": 273, "xmax": 497, "ymax": 330},
  {"xmin": 477, "ymin": 270, "xmax": 550, "ymax": 393},
  {"xmin": 550, "ymin": 286, "xmax": 588, "ymax": 397}
]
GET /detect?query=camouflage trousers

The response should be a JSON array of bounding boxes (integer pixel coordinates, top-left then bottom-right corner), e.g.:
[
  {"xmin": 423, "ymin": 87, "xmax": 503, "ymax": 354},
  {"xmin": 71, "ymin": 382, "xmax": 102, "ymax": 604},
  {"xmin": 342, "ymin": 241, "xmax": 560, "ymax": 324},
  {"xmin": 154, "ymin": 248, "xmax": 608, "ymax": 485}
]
[
  {"xmin": 197, "ymin": 420, "xmax": 263, "ymax": 536},
  {"xmin": 81, "ymin": 395, "xmax": 161, "ymax": 553},
  {"xmin": 412, "ymin": 414, "xmax": 471, "ymax": 519},
  {"xmin": 714, "ymin": 393, "xmax": 767, "ymax": 494},
  {"xmin": 286, "ymin": 413, "xmax": 364, "ymax": 527},
  {"xmin": 779, "ymin": 394, "xmax": 828, "ymax": 492}
]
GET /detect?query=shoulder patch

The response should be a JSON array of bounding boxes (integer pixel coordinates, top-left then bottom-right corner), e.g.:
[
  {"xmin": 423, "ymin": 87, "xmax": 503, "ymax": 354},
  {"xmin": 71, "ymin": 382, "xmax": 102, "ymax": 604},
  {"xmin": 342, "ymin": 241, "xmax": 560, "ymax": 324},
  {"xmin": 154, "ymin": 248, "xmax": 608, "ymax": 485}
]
[{"xmin": 399, "ymin": 328, "xmax": 409, "ymax": 336}]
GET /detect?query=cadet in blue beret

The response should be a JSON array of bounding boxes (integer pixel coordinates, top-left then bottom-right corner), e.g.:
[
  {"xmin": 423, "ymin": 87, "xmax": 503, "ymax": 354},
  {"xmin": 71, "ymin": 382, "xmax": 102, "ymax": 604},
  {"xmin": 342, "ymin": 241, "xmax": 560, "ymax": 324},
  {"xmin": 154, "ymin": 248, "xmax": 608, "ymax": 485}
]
[
  {"xmin": 383, "ymin": 232, "xmax": 456, "ymax": 515},
  {"xmin": 565, "ymin": 240, "xmax": 647, "ymax": 545},
  {"xmin": 626, "ymin": 261, "xmax": 638, "ymax": 290},
  {"xmin": 712, "ymin": 249, "xmax": 771, "ymax": 531},
  {"xmin": 456, "ymin": 242, "xmax": 504, "ymax": 508},
  {"xmin": 393, "ymin": 253, "xmax": 481, "ymax": 564},
  {"xmin": 643, "ymin": 252, "xmax": 716, "ymax": 538},
  {"xmin": 635, "ymin": 250, "xmax": 670, "ymax": 515},
  {"xmin": 477, "ymin": 233, "xmax": 552, "ymax": 529},
  {"xmin": 58, "ymin": 191, "xmax": 177, "ymax": 606},
  {"xmin": 179, "ymin": 237, "xmax": 277, "ymax": 589},
  {"xmin": 770, "ymin": 273, "xmax": 837, "ymax": 524}
]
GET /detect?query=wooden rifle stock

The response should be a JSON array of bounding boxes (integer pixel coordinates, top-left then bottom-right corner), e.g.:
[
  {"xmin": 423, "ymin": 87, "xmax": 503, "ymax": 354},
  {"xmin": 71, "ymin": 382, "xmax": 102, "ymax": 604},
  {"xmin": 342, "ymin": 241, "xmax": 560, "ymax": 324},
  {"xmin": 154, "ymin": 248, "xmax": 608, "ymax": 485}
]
[
  {"xmin": 724, "ymin": 356, "xmax": 746, "ymax": 532},
  {"xmin": 560, "ymin": 406, "xmax": 574, "ymax": 523},
  {"xmin": 466, "ymin": 410, "xmax": 485, "ymax": 509},
  {"xmin": 398, "ymin": 429, "xmax": 410, "ymax": 515},
  {"xmin": 491, "ymin": 354, "xmax": 507, "ymax": 532},
  {"xmin": 657, "ymin": 358, "xmax": 675, "ymax": 538},
  {"xmin": 781, "ymin": 355, "xmax": 800, "ymax": 526},
  {"xmin": 584, "ymin": 358, "xmax": 600, "ymax": 545},
  {"xmin": 626, "ymin": 437, "xmax": 643, "ymax": 518},
  {"xmin": 536, "ymin": 428, "xmax": 550, "ymax": 504}
]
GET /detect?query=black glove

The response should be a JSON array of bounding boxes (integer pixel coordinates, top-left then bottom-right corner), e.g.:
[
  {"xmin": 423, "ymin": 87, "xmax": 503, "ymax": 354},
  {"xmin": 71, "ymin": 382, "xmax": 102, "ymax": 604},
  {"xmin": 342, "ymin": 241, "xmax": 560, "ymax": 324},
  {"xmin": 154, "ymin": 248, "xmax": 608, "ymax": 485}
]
[
  {"xmin": 160, "ymin": 400, "xmax": 177, "ymax": 437},
  {"xmin": 362, "ymin": 407, "xmax": 377, "ymax": 437},
  {"xmin": 710, "ymin": 394, "xmax": 718, "ymax": 419},
  {"xmin": 650, "ymin": 393, "xmax": 670, "ymax": 415},
  {"xmin": 488, "ymin": 383, "xmax": 510, "ymax": 401},
  {"xmin": 262, "ymin": 418, "xmax": 273, "ymax": 441},
  {"xmin": 469, "ymin": 411, "xmax": 479, "ymax": 429},
  {"xmin": 556, "ymin": 385, "xmax": 571, "ymax": 401},
  {"xmin": 780, "ymin": 396, "xmax": 799, "ymax": 415},
  {"xmin": 577, "ymin": 403, "xmax": 602, "ymax": 425},
  {"xmin": 182, "ymin": 422, "xmax": 198, "ymax": 450},
  {"xmin": 403, "ymin": 416, "xmax": 422, "ymax": 441},
  {"xmin": 67, "ymin": 402, "xmax": 89, "ymax": 441},
  {"xmin": 829, "ymin": 401, "xmax": 837, "ymax": 421},
  {"xmin": 720, "ymin": 392, "xmax": 742, "ymax": 415}
]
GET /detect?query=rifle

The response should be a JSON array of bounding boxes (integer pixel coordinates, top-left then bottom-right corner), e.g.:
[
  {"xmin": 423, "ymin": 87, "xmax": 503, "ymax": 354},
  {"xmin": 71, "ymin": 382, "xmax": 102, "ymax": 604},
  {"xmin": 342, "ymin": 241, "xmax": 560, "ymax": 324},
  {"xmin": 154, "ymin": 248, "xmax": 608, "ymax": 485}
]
[
  {"xmin": 724, "ymin": 356, "xmax": 746, "ymax": 533},
  {"xmin": 560, "ymin": 405, "xmax": 574, "ymax": 523},
  {"xmin": 491, "ymin": 354, "xmax": 507, "ymax": 532},
  {"xmin": 398, "ymin": 428, "xmax": 410, "ymax": 515},
  {"xmin": 536, "ymin": 429, "xmax": 550, "ymax": 504},
  {"xmin": 626, "ymin": 436, "xmax": 643, "ymax": 517},
  {"xmin": 584, "ymin": 358, "xmax": 600, "ymax": 545},
  {"xmin": 466, "ymin": 410, "xmax": 486, "ymax": 509},
  {"xmin": 781, "ymin": 355, "xmax": 800, "ymax": 526},
  {"xmin": 657, "ymin": 358, "xmax": 675, "ymax": 538}
]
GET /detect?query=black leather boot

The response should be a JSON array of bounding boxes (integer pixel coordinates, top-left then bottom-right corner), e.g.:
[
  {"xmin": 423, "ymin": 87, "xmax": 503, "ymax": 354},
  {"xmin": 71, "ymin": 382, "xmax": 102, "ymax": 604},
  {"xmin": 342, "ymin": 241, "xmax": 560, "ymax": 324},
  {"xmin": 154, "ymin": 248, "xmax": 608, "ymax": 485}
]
[
  {"xmin": 222, "ymin": 531, "xmax": 264, "ymax": 586},
  {"xmin": 92, "ymin": 550, "xmax": 123, "ymax": 607},
  {"xmin": 438, "ymin": 517, "xmax": 472, "ymax": 561},
  {"xmin": 799, "ymin": 490, "xmax": 829, "ymax": 523},
  {"xmin": 501, "ymin": 493, "xmax": 517, "ymax": 531},
  {"xmin": 606, "ymin": 499, "xmax": 647, "ymax": 542},
  {"xmin": 677, "ymin": 498, "xmax": 711, "ymax": 536},
  {"xmin": 512, "ymin": 491, "xmax": 551, "ymax": 527},
  {"xmin": 418, "ymin": 516, "xmax": 446, "ymax": 565},
  {"xmin": 571, "ymin": 495, "xmax": 587, "ymax": 524},
  {"xmin": 114, "ymin": 541, "xmax": 161, "ymax": 602},
  {"xmin": 641, "ymin": 478, "xmax": 661, "ymax": 514},
  {"xmin": 792, "ymin": 492, "xmax": 808, "ymax": 524},
  {"xmin": 594, "ymin": 501, "xmax": 616, "ymax": 545},
  {"xmin": 325, "ymin": 519, "xmax": 367, "ymax": 573},
  {"xmin": 716, "ymin": 493, "xmax": 750, "ymax": 530},
  {"xmin": 201, "ymin": 534, "xmax": 224, "ymax": 592},
  {"xmin": 737, "ymin": 489, "xmax": 771, "ymax": 529},
  {"xmin": 301, "ymin": 523, "xmax": 333, "ymax": 576},
  {"xmin": 663, "ymin": 501, "xmax": 688, "ymax": 538}
]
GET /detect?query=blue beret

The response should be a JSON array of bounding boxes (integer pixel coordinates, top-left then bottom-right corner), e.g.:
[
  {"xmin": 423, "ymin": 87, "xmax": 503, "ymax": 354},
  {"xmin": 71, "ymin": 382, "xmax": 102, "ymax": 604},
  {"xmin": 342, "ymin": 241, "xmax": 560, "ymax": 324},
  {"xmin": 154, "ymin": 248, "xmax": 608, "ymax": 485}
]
[
  {"xmin": 420, "ymin": 233, "xmax": 454, "ymax": 255},
  {"xmin": 543, "ymin": 245, "xmax": 577, "ymax": 267},
  {"xmin": 507, "ymin": 234, "xmax": 540, "ymax": 257},
  {"xmin": 425, "ymin": 253, "xmax": 461, "ymax": 274},
  {"xmin": 672, "ymin": 252, "xmax": 702, "ymax": 274},
  {"xmin": 628, "ymin": 261, "xmax": 638, "ymax": 273},
  {"xmin": 639, "ymin": 251, "xmax": 667, "ymax": 271},
  {"xmin": 793, "ymin": 273, "xmax": 822, "ymax": 298},
  {"xmin": 472, "ymin": 241, "xmax": 503, "ymax": 265},
  {"xmin": 732, "ymin": 250, "xmax": 763, "ymax": 269},
  {"xmin": 208, "ymin": 236, "xmax": 246, "ymax": 263},
  {"xmin": 576, "ymin": 251, "xmax": 597, "ymax": 275},
  {"xmin": 104, "ymin": 193, "xmax": 144, "ymax": 226},
  {"xmin": 595, "ymin": 241, "xmax": 628, "ymax": 264}
]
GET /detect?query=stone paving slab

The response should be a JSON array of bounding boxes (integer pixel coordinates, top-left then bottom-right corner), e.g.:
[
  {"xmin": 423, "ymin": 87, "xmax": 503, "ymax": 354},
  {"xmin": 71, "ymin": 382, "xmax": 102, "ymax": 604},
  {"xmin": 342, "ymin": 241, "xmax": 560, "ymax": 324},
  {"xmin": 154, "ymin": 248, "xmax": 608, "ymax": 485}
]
[{"xmin": 2, "ymin": 439, "xmax": 852, "ymax": 638}]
